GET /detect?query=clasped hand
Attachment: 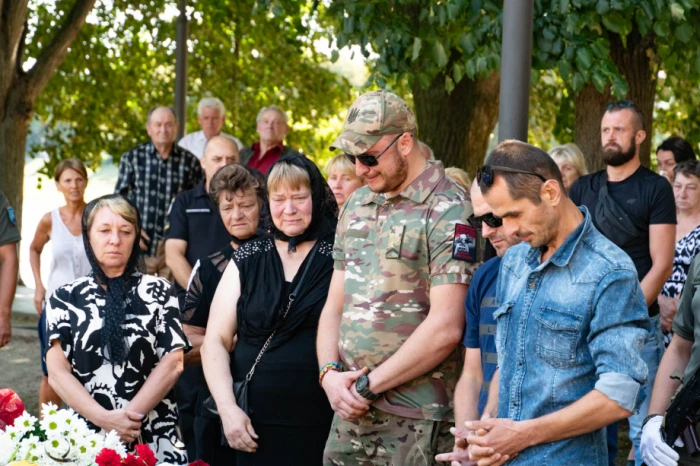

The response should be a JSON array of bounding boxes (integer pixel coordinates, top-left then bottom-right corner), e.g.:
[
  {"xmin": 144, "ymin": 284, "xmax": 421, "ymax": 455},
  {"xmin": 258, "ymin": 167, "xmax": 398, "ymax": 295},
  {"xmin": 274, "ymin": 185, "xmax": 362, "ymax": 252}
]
[{"xmin": 321, "ymin": 367, "xmax": 372, "ymax": 421}]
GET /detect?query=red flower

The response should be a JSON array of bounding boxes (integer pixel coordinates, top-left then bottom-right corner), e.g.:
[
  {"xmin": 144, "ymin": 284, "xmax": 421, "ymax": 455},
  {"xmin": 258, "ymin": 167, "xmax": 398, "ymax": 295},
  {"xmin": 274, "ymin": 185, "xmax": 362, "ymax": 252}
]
[
  {"xmin": 189, "ymin": 460, "xmax": 210, "ymax": 466},
  {"xmin": 134, "ymin": 444, "xmax": 157, "ymax": 466},
  {"xmin": 95, "ymin": 448, "xmax": 122, "ymax": 466},
  {"xmin": 123, "ymin": 453, "xmax": 143, "ymax": 466},
  {"xmin": 0, "ymin": 389, "xmax": 25, "ymax": 431}
]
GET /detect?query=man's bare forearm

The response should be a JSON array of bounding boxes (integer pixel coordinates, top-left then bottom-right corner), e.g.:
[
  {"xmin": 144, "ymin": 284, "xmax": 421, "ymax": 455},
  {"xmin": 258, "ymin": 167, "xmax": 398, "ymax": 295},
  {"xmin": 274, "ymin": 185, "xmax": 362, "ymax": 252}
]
[
  {"xmin": 183, "ymin": 325, "xmax": 205, "ymax": 366},
  {"xmin": 641, "ymin": 264, "xmax": 672, "ymax": 307},
  {"xmin": 454, "ymin": 373, "xmax": 481, "ymax": 428},
  {"xmin": 166, "ymin": 253, "xmax": 193, "ymax": 289}
]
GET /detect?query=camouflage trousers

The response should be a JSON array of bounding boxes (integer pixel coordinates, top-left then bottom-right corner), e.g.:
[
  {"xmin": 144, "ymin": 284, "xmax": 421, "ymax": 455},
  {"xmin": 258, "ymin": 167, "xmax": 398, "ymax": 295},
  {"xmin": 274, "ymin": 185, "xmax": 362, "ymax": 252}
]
[{"xmin": 323, "ymin": 407, "xmax": 453, "ymax": 466}]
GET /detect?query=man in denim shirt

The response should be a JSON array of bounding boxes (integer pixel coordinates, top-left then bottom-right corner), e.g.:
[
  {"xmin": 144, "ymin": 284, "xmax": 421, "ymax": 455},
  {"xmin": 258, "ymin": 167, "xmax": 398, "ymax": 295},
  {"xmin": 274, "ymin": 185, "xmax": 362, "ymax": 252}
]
[{"xmin": 467, "ymin": 140, "xmax": 650, "ymax": 465}]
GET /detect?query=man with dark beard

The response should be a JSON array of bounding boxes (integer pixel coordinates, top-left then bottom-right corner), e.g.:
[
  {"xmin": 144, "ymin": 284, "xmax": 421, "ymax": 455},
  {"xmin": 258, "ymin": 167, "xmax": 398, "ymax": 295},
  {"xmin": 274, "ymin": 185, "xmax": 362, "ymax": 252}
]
[{"xmin": 569, "ymin": 100, "xmax": 676, "ymax": 466}]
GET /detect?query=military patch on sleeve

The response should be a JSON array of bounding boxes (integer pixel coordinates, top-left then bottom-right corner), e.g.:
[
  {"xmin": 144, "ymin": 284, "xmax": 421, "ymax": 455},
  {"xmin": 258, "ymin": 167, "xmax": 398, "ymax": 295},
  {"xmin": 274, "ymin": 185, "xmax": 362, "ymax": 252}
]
[
  {"xmin": 6, "ymin": 206, "xmax": 16, "ymax": 226},
  {"xmin": 385, "ymin": 225, "xmax": 404, "ymax": 259},
  {"xmin": 452, "ymin": 223, "xmax": 476, "ymax": 262}
]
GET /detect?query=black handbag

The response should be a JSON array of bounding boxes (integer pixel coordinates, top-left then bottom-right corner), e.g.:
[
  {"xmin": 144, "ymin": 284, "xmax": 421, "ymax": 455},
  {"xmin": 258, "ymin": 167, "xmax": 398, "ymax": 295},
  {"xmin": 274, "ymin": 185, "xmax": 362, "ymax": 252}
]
[{"xmin": 200, "ymin": 241, "xmax": 321, "ymax": 430}]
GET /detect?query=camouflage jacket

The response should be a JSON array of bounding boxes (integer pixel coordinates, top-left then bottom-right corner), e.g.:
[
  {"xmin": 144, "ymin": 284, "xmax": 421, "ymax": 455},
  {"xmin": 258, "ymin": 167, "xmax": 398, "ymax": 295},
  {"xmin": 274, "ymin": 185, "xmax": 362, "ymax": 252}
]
[{"xmin": 332, "ymin": 161, "xmax": 476, "ymax": 421}]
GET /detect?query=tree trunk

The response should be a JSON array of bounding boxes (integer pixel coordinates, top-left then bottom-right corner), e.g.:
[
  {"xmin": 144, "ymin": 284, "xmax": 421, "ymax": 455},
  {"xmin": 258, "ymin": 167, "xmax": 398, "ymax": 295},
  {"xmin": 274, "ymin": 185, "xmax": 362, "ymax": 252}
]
[
  {"xmin": 574, "ymin": 26, "xmax": 657, "ymax": 172},
  {"xmin": 412, "ymin": 70, "xmax": 500, "ymax": 180}
]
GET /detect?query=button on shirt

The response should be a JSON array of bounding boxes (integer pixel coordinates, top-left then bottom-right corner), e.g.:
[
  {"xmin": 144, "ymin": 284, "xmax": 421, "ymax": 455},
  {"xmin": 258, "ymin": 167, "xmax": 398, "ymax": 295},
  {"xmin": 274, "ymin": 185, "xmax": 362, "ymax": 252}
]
[
  {"xmin": 177, "ymin": 130, "xmax": 244, "ymax": 159},
  {"xmin": 115, "ymin": 142, "xmax": 203, "ymax": 257},
  {"xmin": 165, "ymin": 180, "xmax": 232, "ymax": 267},
  {"xmin": 333, "ymin": 161, "xmax": 476, "ymax": 421},
  {"xmin": 494, "ymin": 207, "xmax": 649, "ymax": 464}
]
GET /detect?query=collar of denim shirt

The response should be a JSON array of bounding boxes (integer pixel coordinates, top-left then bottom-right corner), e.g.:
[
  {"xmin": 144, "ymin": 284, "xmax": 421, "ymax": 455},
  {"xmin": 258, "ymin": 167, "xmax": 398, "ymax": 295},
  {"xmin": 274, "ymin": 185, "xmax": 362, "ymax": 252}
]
[{"xmin": 525, "ymin": 206, "xmax": 591, "ymax": 271}]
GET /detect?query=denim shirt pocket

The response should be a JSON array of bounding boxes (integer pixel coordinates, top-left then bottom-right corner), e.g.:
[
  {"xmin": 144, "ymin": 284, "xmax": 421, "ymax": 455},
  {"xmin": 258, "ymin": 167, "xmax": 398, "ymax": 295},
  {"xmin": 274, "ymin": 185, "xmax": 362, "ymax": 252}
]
[
  {"xmin": 493, "ymin": 302, "xmax": 514, "ymax": 358},
  {"xmin": 535, "ymin": 307, "xmax": 582, "ymax": 368}
]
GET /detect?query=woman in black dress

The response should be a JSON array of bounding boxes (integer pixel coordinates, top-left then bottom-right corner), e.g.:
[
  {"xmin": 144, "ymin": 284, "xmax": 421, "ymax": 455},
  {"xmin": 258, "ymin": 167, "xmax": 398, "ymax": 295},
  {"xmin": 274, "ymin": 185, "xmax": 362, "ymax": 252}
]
[
  {"xmin": 182, "ymin": 164, "xmax": 266, "ymax": 464},
  {"xmin": 45, "ymin": 194, "xmax": 190, "ymax": 464},
  {"xmin": 201, "ymin": 155, "xmax": 337, "ymax": 465}
]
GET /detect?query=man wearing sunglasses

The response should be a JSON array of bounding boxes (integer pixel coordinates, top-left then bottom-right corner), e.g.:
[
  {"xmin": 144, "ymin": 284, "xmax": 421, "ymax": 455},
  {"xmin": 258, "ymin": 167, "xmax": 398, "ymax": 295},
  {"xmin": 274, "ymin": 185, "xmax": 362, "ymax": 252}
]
[
  {"xmin": 436, "ymin": 179, "xmax": 521, "ymax": 465},
  {"xmin": 318, "ymin": 90, "xmax": 476, "ymax": 464},
  {"xmin": 569, "ymin": 100, "xmax": 676, "ymax": 465},
  {"xmin": 465, "ymin": 140, "xmax": 649, "ymax": 466}
]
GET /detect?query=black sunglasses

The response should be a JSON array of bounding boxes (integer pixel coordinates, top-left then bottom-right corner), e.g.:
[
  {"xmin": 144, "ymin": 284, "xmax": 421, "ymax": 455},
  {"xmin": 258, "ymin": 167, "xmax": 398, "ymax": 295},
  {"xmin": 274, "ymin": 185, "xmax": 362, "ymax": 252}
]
[
  {"xmin": 605, "ymin": 99, "xmax": 635, "ymax": 110},
  {"xmin": 345, "ymin": 134, "xmax": 403, "ymax": 167},
  {"xmin": 468, "ymin": 212, "xmax": 503, "ymax": 230},
  {"xmin": 476, "ymin": 165, "xmax": 547, "ymax": 186}
]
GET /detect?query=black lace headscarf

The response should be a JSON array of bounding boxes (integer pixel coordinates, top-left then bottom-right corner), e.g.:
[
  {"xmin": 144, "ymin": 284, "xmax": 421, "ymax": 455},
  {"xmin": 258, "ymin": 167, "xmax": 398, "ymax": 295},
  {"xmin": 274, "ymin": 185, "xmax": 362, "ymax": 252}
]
[
  {"xmin": 82, "ymin": 194, "xmax": 143, "ymax": 365},
  {"xmin": 261, "ymin": 154, "xmax": 339, "ymax": 251}
]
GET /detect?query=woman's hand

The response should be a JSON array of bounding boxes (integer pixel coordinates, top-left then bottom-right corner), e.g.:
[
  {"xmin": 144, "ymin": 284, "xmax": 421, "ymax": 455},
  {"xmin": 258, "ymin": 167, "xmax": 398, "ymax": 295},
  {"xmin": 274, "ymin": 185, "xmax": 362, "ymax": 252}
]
[
  {"xmin": 221, "ymin": 405, "xmax": 258, "ymax": 452},
  {"xmin": 658, "ymin": 295, "xmax": 679, "ymax": 333},
  {"xmin": 97, "ymin": 409, "xmax": 143, "ymax": 444},
  {"xmin": 34, "ymin": 285, "xmax": 46, "ymax": 315}
]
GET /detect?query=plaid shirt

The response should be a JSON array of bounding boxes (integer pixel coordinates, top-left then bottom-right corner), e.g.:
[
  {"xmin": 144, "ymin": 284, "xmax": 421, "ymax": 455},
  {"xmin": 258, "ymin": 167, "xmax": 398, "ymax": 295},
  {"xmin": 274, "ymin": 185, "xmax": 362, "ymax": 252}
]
[{"xmin": 115, "ymin": 141, "xmax": 203, "ymax": 256}]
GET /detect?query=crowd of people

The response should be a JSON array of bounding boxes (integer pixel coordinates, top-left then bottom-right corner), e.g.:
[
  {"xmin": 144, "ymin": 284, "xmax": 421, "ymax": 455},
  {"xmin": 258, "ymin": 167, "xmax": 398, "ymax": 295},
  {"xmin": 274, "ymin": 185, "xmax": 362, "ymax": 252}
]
[{"xmin": 1, "ymin": 90, "xmax": 700, "ymax": 466}]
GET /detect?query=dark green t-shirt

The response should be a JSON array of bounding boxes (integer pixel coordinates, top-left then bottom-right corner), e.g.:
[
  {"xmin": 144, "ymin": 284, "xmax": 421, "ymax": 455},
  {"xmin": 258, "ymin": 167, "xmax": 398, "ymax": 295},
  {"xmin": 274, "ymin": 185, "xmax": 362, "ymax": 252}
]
[
  {"xmin": 672, "ymin": 255, "xmax": 700, "ymax": 384},
  {"xmin": 0, "ymin": 190, "xmax": 20, "ymax": 246}
]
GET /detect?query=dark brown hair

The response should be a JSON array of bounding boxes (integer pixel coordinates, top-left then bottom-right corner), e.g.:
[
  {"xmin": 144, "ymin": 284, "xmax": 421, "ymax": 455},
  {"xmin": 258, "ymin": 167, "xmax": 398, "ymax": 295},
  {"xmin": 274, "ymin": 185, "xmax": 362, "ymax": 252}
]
[
  {"xmin": 209, "ymin": 163, "xmax": 266, "ymax": 207},
  {"xmin": 482, "ymin": 140, "xmax": 566, "ymax": 204},
  {"xmin": 54, "ymin": 158, "xmax": 88, "ymax": 182}
]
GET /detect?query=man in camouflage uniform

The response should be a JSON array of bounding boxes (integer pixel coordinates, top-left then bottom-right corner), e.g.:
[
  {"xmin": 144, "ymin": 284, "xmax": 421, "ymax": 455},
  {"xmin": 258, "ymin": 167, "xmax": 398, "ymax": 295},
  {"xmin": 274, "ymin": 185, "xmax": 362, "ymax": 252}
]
[{"xmin": 317, "ymin": 90, "xmax": 476, "ymax": 465}]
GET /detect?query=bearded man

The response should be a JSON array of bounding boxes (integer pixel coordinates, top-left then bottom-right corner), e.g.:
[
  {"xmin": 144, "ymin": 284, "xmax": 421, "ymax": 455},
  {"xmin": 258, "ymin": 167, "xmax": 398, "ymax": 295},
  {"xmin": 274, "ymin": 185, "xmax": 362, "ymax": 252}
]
[{"xmin": 569, "ymin": 100, "xmax": 676, "ymax": 466}]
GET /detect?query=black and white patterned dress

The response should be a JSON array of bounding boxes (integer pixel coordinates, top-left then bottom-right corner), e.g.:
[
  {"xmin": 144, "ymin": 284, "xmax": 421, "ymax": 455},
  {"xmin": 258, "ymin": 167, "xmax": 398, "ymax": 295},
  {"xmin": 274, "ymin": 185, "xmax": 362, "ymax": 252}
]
[
  {"xmin": 45, "ymin": 272, "xmax": 191, "ymax": 465},
  {"xmin": 661, "ymin": 224, "xmax": 700, "ymax": 345}
]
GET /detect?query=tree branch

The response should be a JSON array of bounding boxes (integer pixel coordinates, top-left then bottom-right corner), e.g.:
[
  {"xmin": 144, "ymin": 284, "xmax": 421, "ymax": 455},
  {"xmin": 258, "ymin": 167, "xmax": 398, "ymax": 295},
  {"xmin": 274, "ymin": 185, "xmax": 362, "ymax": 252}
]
[
  {"xmin": 23, "ymin": 0, "xmax": 96, "ymax": 100},
  {"xmin": 15, "ymin": 18, "xmax": 28, "ymax": 77}
]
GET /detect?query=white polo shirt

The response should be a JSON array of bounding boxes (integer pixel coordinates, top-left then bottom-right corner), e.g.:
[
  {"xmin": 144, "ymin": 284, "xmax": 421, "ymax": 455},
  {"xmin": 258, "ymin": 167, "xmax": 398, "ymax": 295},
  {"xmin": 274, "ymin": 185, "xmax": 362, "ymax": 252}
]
[{"xmin": 177, "ymin": 130, "xmax": 244, "ymax": 159}]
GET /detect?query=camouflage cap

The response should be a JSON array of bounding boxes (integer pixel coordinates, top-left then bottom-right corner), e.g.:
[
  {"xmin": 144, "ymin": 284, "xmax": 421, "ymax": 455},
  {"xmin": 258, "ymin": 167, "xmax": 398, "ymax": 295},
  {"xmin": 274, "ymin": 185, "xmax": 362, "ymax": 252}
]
[{"xmin": 330, "ymin": 90, "xmax": 416, "ymax": 156}]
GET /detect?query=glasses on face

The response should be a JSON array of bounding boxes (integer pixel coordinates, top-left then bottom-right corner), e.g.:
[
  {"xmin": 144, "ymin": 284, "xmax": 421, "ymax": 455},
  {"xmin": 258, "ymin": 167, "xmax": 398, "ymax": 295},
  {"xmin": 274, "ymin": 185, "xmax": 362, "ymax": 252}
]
[
  {"xmin": 476, "ymin": 165, "xmax": 547, "ymax": 187},
  {"xmin": 344, "ymin": 134, "xmax": 403, "ymax": 167},
  {"xmin": 605, "ymin": 100, "xmax": 635, "ymax": 110},
  {"xmin": 468, "ymin": 212, "xmax": 503, "ymax": 231}
]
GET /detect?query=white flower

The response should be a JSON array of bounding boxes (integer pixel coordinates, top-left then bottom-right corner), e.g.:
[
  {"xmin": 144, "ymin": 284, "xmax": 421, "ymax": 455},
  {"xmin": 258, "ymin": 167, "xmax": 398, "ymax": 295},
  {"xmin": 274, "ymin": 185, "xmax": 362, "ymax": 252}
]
[
  {"xmin": 103, "ymin": 430, "xmax": 127, "ymax": 456},
  {"xmin": 39, "ymin": 413, "xmax": 64, "ymax": 439},
  {"xmin": 13, "ymin": 411, "xmax": 38, "ymax": 432},
  {"xmin": 3, "ymin": 424, "xmax": 25, "ymax": 443},
  {"xmin": 41, "ymin": 401, "xmax": 60, "ymax": 418}
]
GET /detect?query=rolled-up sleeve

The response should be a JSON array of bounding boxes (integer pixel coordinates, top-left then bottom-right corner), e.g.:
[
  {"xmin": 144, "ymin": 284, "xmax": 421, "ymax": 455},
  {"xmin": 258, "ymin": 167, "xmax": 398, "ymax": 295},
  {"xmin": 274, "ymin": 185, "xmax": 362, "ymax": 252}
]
[{"xmin": 589, "ymin": 268, "xmax": 650, "ymax": 412}]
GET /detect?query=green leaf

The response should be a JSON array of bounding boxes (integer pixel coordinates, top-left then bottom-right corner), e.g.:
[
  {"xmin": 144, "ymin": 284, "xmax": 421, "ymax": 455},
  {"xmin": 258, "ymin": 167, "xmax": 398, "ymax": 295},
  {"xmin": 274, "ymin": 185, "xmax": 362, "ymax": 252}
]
[
  {"xmin": 438, "ymin": 5, "xmax": 446, "ymax": 26},
  {"xmin": 447, "ymin": 2, "xmax": 460, "ymax": 21},
  {"xmin": 611, "ymin": 75, "xmax": 629, "ymax": 98},
  {"xmin": 476, "ymin": 56, "xmax": 487, "ymax": 74},
  {"xmin": 591, "ymin": 39, "xmax": 609, "ymax": 59},
  {"xmin": 453, "ymin": 63, "xmax": 465, "ymax": 84},
  {"xmin": 653, "ymin": 20, "xmax": 670, "ymax": 37},
  {"xmin": 558, "ymin": 59, "xmax": 573, "ymax": 80},
  {"xmin": 640, "ymin": 2, "xmax": 654, "ymax": 20},
  {"xmin": 344, "ymin": 16, "xmax": 355, "ymax": 34},
  {"xmin": 596, "ymin": 0, "xmax": 609, "ymax": 15},
  {"xmin": 459, "ymin": 34, "xmax": 475, "ymax": 55},
  {"xmin": 601, "ymin": 12, "xmax": 629, "ymax": 36},
  {"xmin": 696, "ymin": 47, "xmax": 700, "ymax": 75},
  {"xmin": 445, "ymin": 76, "xmax": 455, "ymax": 94},
  {"xmin": 560, "ymin": 0, "xmax": 569, "ymax": 14},
  {"xmin": 592, "ymin": 69, "xmax": 607, "ymax": 92},
  {"xmin": 271, "ymin": 5, "xmax": 283, "ymax": 17},
  {"xmin": 466, "ymin": 59, "xmax": 477, "ymax": 78},
  {"xmin": 432, "ymin": 40, "xmax": 448, "ymax": 68},
  {"xmin": 675, "ymin": 23, "xmax": 693, "ymax": 44},
  {"xmin": 330, "ymin": 50, "xmax": 339, "ymax": 63},
  {"xmin": 572, "ymin": 72, "xmax": 585, "ymax": 92},
  {"xmin": 575, "ymin": 47, "xmax": 593, "ymax": 70},
  {"xmin": 412, "ymin": 37, "xmax": 422, "ymax": 61},
  {"xmin": 670, "ymin": 2, "xmax": 685, "ymax": 20}
]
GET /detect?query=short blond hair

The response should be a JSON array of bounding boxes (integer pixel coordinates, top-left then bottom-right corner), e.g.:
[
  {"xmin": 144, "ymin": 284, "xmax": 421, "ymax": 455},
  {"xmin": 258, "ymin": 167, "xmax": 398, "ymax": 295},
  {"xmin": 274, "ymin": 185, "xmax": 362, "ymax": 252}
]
[
  {"xmin": 548, "ymin": 143, "xmax": 588, "ymax": 178},
  {"xmin": 86, "ymin": 196, "xmax": 139, "ymax": 234},
  {"xmin": 267, "ymin": 161, "xmax": 311, "ymax": 195},
  {"xmin": 326, "ymin": 154, "xmax": 356, "ymax": 178},
  {"xmin": 445, "ymin": 167, "xmax": 471, "ymax": 191}
]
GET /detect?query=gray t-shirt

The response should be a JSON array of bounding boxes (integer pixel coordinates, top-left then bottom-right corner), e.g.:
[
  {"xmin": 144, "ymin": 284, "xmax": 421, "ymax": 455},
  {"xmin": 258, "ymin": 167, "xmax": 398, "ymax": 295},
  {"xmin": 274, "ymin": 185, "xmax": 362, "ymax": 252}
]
[
  {"xmin": 0, "ymin": 190, "xmax": 20, "ymax": 247},
  {"xmin": 672, "ymin": 254, "xmax": 700, "ymax": 384}
]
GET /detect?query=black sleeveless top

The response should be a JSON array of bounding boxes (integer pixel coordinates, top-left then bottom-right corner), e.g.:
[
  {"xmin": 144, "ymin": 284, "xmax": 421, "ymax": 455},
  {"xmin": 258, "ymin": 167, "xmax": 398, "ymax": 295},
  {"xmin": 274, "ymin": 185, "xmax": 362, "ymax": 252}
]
[{"xmin": 231, "ymin": 234, "xmax": 334, "ymax": 426}]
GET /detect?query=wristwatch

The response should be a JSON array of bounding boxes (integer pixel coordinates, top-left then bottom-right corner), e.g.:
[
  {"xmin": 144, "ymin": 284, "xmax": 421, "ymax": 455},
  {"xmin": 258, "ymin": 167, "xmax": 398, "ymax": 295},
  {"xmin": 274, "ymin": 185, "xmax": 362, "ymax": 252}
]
[{"xmin": 355, "ymin": 374, "xmax": 380, "ymax": 402}]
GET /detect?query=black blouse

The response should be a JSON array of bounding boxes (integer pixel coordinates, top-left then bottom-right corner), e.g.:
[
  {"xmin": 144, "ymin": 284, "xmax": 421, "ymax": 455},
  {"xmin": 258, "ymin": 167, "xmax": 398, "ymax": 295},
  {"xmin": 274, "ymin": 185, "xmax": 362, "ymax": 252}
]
[
  {"xmin": 231, "ymin": 235, "xmax": 334, "ymax": 426},
  {"xmin": 182, "ymin": 243, "xmax": 235, "ymax": 327}
]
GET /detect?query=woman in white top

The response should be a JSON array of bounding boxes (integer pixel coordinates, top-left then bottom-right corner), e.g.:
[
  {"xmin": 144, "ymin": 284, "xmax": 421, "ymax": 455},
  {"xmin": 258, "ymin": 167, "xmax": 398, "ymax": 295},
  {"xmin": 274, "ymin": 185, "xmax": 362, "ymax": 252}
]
[{"xmin": 29, "ymin": 158, "xmax": 92, "ymax": 411}]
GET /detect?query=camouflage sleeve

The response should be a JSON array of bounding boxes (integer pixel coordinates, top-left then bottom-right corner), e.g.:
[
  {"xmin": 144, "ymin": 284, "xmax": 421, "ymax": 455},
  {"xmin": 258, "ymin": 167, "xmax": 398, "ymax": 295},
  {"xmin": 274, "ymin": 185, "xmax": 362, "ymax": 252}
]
[
  {"xmin": 332, "ymin": 196, "xmax": 352, "ymax": 271},
  {"xmin": 428, "ymin": 196, "xmax": 476, "ymax": 287}
]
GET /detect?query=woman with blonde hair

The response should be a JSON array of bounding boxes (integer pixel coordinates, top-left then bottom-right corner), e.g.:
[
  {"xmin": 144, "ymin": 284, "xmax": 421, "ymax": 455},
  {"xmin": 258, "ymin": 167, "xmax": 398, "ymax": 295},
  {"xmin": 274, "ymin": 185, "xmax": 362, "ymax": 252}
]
[
  {"xmin": 548, "ymin": 143, "xmax": 588, "ymax": 193},
  {"xmin": 29, "ymin": 158, "xmax": 92, "ymax": 411},
  {"xmin": 46, "ymin": 194, "xmax": 189, "ymax": 463},
  {"xmin": 326, "ymin": 153, "xmax": 364, "ymax": 207}
]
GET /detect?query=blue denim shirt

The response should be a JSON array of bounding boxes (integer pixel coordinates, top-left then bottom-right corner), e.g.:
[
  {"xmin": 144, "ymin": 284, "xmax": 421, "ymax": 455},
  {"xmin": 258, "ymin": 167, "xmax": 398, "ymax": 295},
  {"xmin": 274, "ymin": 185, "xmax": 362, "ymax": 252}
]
[{"xmin": 495, "ymin": 206, "xmax": 649, "ymax": 465}]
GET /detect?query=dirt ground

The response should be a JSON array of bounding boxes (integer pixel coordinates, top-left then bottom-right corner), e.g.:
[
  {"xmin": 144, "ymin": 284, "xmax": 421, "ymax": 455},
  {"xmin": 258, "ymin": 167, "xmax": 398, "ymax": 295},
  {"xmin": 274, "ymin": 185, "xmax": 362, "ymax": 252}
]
[
  {"xmin": 1, "ymin": 312, "xmax": 42, "ymax": 417},
  {"xmin": 0, "ymin": 310, "xmax": 633, "ymax": 464}
]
